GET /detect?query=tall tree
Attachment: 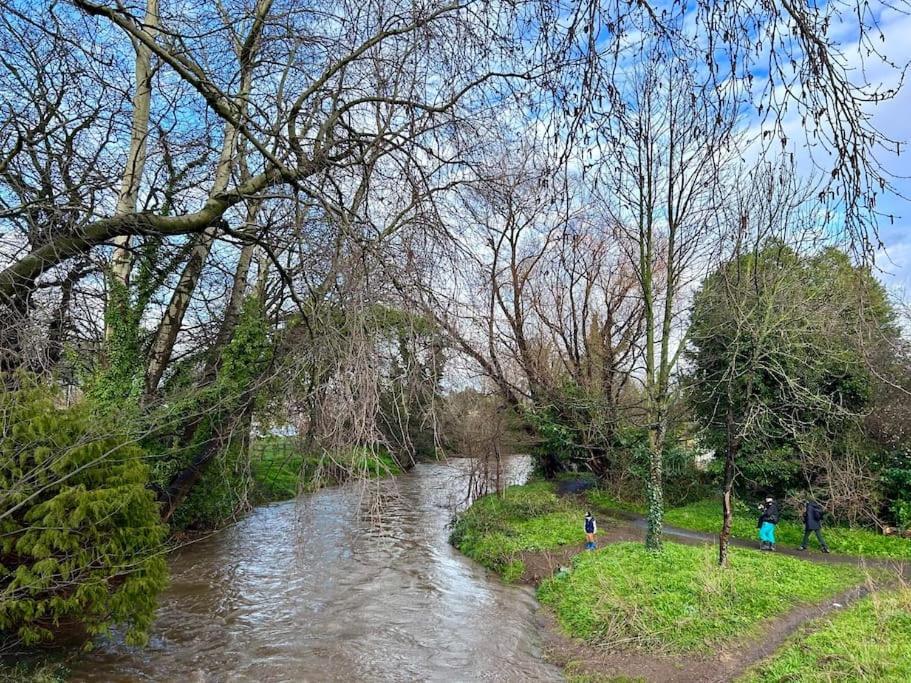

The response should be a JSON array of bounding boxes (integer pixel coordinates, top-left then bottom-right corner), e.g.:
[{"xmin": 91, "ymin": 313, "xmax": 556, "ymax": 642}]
[
  {"xmin": 688, "ymin": 194, "xmax": 894, "ymax": 564},
  {"xmin": 599, "ymin": 53, "xmax": 738, "ymax": 550}
]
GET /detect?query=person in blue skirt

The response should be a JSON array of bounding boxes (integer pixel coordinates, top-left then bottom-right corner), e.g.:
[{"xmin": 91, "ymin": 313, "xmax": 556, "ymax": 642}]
[{"xmin": 757, "ymin": 496, "xmax": 780, "ymax": 551}]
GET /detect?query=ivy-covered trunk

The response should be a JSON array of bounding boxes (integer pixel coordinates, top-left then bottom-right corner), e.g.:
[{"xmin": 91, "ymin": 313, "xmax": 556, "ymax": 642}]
[
  {"xmin": 719, "ymin": 408, "xmax": 739, "ymax": 566},
  {"xmin": 158, "ymin": 297, "xmax": 273, "ymax": 525},
  {"xmin": 645, "ymin": 418, "xmax": 666, "ymax": 551}
]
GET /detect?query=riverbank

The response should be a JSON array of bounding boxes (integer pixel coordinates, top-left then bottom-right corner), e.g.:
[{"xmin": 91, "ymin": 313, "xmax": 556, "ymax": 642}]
[
  {"xmin": 451, "ymin": 480, "xmax": 911, "ymax": 681},
  {"xmin": 10, "ymin": 458, "xmax": 559, "ymax": 682},
  {"xmin": 250, "ymin": 436, "xmax": 402, "ymax": 502},
  {"xmin": 2, "ymin": 440, "xmax": 408, "ymax": 682},
  {"xmin": 0, "ymin": 661, "xmax": 67, "ymax": 683}
]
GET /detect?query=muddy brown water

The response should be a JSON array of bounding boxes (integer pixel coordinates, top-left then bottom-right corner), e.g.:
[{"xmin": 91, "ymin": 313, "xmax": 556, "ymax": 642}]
[{"xmin": 67, "ymin": 457, "xmax": 561, "ymax": 682}]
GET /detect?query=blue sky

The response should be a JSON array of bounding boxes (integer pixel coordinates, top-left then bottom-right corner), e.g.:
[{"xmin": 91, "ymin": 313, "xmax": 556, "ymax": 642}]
[{"xmin": 838, "ymin": 7, "xmax": 910, "ymax": 294}]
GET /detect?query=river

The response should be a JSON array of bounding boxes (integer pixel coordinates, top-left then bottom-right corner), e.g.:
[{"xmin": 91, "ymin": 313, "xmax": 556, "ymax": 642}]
[{"xmin": 68, "ymin": 457, "xmax": 562, "ymax": 682}]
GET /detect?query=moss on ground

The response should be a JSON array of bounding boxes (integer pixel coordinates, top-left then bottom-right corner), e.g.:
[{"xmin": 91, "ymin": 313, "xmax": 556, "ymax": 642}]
[
  {"xmin": 537, "ymin": 541, "xmax": 868, "ymax": 655},
  {"xmin": 742, "ymin": 586, "xmax": 911, "ymax": 682}
]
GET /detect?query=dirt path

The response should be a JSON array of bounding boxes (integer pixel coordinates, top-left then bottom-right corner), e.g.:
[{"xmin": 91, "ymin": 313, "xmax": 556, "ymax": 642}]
[
  {"xmin": 534, "ymin": 551, "xmax": 899, "ymax": 682},
  {"xmin": 721, "ymin": 581, "xmax": 877, "ymax": 681},
  {"xmin": 596, "ymin": 506, "xmax": 909, "ymax": 574},
  {"xmin": 538, "ymin": 581, "xmax": 880, "ymax": 682},
  {"xmin": 527, "ymin": 503, "xmax": 908, "ymax": 681}
]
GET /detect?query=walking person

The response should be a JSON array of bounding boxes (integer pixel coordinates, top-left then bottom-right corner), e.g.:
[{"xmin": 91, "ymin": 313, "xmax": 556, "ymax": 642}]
[
  {"xmin": 799, "ymin": 499, "xmax": 830, "ymax": 553},
  {"xmin": 757, "ymin": 496, "xmax": 780, "ymax": 551},
  {"xmin": 584, "ymin": 511, "xmax": 597, "ymax": 550}
]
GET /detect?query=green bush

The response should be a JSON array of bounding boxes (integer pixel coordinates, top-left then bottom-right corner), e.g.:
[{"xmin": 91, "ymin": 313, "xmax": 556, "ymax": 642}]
[
  {"xmin": 0, "ymin": 382, "xmax": 168, "ymax": 647},
  {"xmin": 170, "ymin": 441, "xmax": 252, "ymax": 529},
  {"xmin": 880, "ymin": 449, "xmax": 911, "ymax": 529}
]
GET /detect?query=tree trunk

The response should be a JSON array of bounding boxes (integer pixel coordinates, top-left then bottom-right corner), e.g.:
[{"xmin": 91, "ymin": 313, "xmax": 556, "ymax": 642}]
[
  {"xmin": 160, "ymin": 398, "xmax": 255, "ymax": 522},
  {"xmin": 719, "ymin": 407, "xmax": 739, "ymax": 566},
  {"xmin": 645, "ymin": 416, "xmax": 665, "ymax": 550},
  {"xmin": 143, "ymin": 226, "xmax": 217, "ymax": 397},
  {"xmin": 46, "ymin": 264, "xmax": 86, "ymax": 370},
  {"xmin": 142, "ymin": 0, "xmax": 268, "ymax": 399},
  {"xmin": 0, "ymin": 285, "xmax": 33, "ymax": 379},
  {"xmin": 107, "ymin": 0, "xmax": 160, "ymax": 337}
]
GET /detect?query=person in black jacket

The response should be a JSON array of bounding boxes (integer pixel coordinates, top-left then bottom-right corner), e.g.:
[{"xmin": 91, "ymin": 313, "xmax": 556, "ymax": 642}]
[
  {"xmin": 799, "ymin": 500, "xmax": 830, "ymax": 553},
  {"xmin": 757, "ymin": 497, "xmax": 780, "ymax": 551}
]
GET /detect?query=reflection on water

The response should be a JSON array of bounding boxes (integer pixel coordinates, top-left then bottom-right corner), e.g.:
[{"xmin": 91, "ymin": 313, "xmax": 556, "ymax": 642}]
[{"xmin": 69, "ymin": 457, "xmax": 561, "ymax": 682}]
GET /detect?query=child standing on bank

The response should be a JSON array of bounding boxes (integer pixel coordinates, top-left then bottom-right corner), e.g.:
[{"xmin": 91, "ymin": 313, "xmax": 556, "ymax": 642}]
[{"xmin": 584, "ymin": 511, "xmax": 597, "ymax": 550}]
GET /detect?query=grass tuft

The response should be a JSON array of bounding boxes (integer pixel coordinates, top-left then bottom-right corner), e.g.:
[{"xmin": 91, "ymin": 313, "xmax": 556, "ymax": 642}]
[{"xmin": 450, "ymin": 481, "xmax": 586, "ymax": 581}]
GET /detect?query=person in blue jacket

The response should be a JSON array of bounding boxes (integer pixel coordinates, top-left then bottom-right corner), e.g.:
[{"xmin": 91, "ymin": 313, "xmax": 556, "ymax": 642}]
[
  {"xmin": 757, "ymin": 496, "xmax": 780, "ymax": 551},
  {"xmin": 584, "ymin": 512, "xmax": 597, "ymax": 550}
]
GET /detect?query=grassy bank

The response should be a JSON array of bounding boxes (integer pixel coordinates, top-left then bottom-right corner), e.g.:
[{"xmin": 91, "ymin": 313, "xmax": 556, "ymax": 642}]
[
  {"xmin": 584, "ymin": 489, "xmax": 647, "ymax": 515},
  {"xmin": 537, "ymin": 541, "xmax": 868, "ymax": 655},
  {"xmin": 663, "ymin": 499, "xmax": 911, "ymax": 560},
  {"xmin": 450, "ymin": 481, "xmax": 586, "ymax": 582},
  {"xmin": 451, "ymin": 480, "xmax": 905, "ymax": 679},
  {"xmin": 743, "ymin": 586, "xmax": 911, "ymax": 682},
  {"xmin": 250, "ymin": 437, "xmax": 402, "ymax": 502},
  {"xmin": 0, "ymin": 660, "xmax": 67, "ymax": 683}
]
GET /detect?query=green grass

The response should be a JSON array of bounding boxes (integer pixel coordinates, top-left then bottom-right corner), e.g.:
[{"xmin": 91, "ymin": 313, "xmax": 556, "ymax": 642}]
[
  {"xmin": 250, "ymin": 437, "xmax": 402, "ymax": 502},
  {"xmin": 0, "ymin": 660, "xmax": 68, "ymax": 683},
  {"xmin": 565, "ymin": 669, "xmax": 644, "ymax": 683},
  {"xmin": 585, "ymin": 489, "xmax": 647, "ymax": 515},
  {"xmin": 450, "ymin": 481, "xmax": 588, "ymax": 582},
  {"xmin": 742, "ymin": 587, "xmax": 911, "ymax": 682},
  {"xmin": 537, "ymin": 541, "xmax": 868, "ymax": 655},
  {"xmin": 663, "ymin": 499, "xmax": 911, "ymax": 560}
]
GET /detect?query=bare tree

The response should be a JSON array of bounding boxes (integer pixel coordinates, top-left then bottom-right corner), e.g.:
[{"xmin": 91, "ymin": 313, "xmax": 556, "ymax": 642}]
[{"xmin": 597, "ymin": 53, "xmax": 739, "ymax": 549}]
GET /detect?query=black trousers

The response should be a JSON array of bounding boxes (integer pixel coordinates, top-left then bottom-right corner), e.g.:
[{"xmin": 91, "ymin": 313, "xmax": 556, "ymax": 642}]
[{"xmin": 801, "ymin": 528, "xmax": 828, "ymax": 549}]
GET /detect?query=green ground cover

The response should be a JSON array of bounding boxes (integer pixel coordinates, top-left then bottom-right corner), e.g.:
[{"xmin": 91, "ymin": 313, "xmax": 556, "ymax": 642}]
[
  {"xmin": 0, "ymin": 660, "xmax": 67, "ymax": 683},
  {"xmin": 450, "ymin": 481, "xmax": 586, "ymax": 582},
  {"xmin": 584, "ymin": 489, "xmax": 647, "ymax": 515},
  {"xmin": 662, "ymin": 499, "xmax": 911, "ymax": 560},
  {"xmin": 250, "ymin": 437, "xmax": 401, "ymax": 502},
  {"xmin": 742, "ymin": 587, "xmax": 911, "ymax": 682},
  {"xmin": 537, "ymin": 541, "xmax": 868, "ymax": 654}
]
